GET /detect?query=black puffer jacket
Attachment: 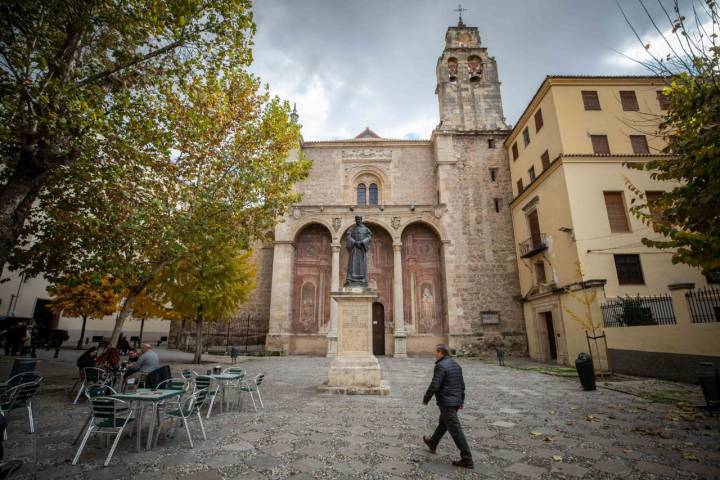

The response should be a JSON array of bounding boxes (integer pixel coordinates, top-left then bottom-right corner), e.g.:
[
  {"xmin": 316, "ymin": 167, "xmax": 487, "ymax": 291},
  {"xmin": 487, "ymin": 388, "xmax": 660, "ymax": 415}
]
[{"xmin": 423, "ymin": 355, "xmax": 465, "ymax": 407}]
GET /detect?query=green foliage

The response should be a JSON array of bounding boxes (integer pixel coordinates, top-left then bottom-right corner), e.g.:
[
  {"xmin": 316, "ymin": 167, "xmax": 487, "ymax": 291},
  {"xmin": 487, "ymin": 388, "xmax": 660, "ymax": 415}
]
[
  {"xmin": 0, "ymin": 0, "xmax": 255, "ymax": 274},
  {"xmin": 618, "ymin": 296, "xmax": 656, "ymax": 326},
  {"xmin": 7, "ymin": 3, "xmax": 310, "ymax": 346},
  {"xmin": 623, "ymin": 1, "xmax": 720, "ymax": 277}
]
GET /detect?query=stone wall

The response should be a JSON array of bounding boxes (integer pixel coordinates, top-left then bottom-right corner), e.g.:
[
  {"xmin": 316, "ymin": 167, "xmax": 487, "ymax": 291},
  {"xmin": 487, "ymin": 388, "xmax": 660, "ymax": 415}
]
[{"xmin": 435, "ymin": 131, "xmax": 527, "ymax": 355}]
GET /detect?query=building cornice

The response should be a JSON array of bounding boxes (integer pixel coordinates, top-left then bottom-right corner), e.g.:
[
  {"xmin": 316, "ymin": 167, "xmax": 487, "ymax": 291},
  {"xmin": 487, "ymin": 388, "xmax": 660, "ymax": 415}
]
[
  {"xmin": 504, "ymin": 75, "xmax": 669, "ymax": 148},
  {"xmin": 509, "ymin": 153, "xmax": 672, "ymax": 208},
  {"xmin": 302, "ymin": 139, "xmax": 431, "ymax": 148}
]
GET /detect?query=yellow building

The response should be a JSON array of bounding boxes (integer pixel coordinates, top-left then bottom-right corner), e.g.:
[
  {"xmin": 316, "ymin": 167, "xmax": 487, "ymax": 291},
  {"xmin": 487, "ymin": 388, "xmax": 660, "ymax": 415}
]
[{"xmin": 505, "ymin": 76, "xmax": 717, "ymax": 380}]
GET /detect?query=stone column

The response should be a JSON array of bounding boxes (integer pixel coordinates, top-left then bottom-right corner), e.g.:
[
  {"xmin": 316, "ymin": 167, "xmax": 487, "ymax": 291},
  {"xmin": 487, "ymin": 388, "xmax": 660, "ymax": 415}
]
[
  {"xmin": 266, "ymin": 241, "xmax": 294, "ymax": 354},
  {"xmin": 327, "ymin": 243, "xmax": 341, "ymax": 357},
  {"xmin": 392, "ymin": 242, "xmax": 407, "ymax": 357}
]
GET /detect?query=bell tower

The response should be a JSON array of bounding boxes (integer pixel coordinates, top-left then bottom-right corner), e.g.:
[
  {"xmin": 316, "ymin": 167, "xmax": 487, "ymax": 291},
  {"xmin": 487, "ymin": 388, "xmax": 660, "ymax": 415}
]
[{"xmin": 435, "ymin": 16, "xmax": 507, "ymax": 131}]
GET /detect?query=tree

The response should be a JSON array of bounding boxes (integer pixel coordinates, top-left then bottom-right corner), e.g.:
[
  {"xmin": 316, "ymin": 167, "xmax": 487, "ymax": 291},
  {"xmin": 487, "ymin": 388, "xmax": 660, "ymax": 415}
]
[
  {"xmin": 47, "ymin": 273, "xmax": 121, "ymax": 349},
  {"xmin": 130, "ymin": 288, "xmax": 179, "ymax": 345},
  {"xmin": 620, "ymin": 0, "xmax": 720, "ymax": 277},
  {"xmin": 0, "ymin": 0, "xmax": 255, "ymax": 276},
  {"xmin": 159, "ymin": 244, "xmax": 256, "ymax": 364},
  {"xmin": 8, "ymin": 56, "xmax": 309, "ymax": 347}
]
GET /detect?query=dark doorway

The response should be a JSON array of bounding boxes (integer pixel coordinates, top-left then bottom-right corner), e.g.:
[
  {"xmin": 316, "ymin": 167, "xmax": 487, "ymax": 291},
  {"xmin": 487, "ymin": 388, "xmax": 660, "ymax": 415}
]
[
  {"xmin": 542, "ymin": 312, "xmax": 557, "ymax": 360},
  {"xmin": 372, "ymin": 302, "xmax": 385, "ymax": 356},
  {"xmin": 33, "ymin": 299, "xmax": 57, "ymax": 329}
]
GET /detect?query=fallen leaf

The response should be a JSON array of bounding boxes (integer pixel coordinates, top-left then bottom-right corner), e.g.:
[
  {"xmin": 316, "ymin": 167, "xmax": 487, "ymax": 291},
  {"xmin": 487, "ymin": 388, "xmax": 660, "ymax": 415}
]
[
  {"xmin": 543, "ymin": 436, "xmax": 553, "ymax": 443},
  {"xmin": 552, "ymin": 455, "xmax": 562, "ymax": 462},
  {"xmin": 530, "ymin": 431, "xmax": 542, "ymax": 437}
]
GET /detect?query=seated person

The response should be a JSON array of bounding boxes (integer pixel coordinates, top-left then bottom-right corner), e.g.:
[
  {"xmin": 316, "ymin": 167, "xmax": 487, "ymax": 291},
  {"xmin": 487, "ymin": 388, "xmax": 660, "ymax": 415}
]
[
  {"xmin": 127, "ymin": 348, "xmax": 139, "ymax": 362},
  {"xmin": 76, "ymin": 347, "xmax": 98, "ymax": 373},
  {"xmin": 124, "ymin": 343, "xmax": 160, "ymax": 387},
  {"xmin": 96, "ymin": 347, "xmax": 121, "ymax": 374}
]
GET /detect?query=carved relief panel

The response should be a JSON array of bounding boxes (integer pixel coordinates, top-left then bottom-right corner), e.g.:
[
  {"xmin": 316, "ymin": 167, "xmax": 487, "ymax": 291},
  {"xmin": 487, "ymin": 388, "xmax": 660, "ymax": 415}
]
[
  {"xmin": 292, "ymin": 225, "xmax": 332, "ymax": 334},
  {"xmin": 402, "ymin": 224, "xmax": 445, "ymax": 334}
]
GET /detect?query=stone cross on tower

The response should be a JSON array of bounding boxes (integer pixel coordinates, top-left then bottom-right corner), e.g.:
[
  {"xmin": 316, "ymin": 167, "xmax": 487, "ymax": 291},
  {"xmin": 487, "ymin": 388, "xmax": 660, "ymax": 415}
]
[{"xmin": 454, "ymin": 4, "xmax": 467, "ymax": 27}]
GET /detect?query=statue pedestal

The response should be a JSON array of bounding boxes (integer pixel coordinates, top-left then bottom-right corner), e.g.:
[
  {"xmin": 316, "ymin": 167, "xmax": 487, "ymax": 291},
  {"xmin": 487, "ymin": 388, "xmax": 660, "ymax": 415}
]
[{"xmin": 318, "ymin": 288, "xmax": 390, "ymax": 395}]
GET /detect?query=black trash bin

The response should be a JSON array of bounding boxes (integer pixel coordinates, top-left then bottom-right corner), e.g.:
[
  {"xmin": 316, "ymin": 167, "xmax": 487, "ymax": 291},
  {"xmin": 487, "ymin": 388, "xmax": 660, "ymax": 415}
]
[
  {"xmin": 575, "ymin": 353, "xmax": 596, "ymax": 391},
  {"xmin": 697, "ymin": 362, "xmax": 720, "ymax": 414}
]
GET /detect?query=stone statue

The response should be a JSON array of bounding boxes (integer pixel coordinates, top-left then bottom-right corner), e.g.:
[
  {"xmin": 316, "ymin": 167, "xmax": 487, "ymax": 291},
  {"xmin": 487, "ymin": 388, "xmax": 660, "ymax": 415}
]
[{"xmin": 344, "ymin": 216, "xmax": 372, "ymax": 287}]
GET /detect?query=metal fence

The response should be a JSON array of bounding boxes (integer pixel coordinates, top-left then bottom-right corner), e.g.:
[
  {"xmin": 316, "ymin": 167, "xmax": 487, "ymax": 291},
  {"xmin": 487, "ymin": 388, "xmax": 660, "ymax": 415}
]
[
  {"xmin": 601, "ymin": 294, "xmax": 676, "ymax": 327},
  {"xmin": 686, "ymin": 287, "xmax": 720, "ymax": 323}
]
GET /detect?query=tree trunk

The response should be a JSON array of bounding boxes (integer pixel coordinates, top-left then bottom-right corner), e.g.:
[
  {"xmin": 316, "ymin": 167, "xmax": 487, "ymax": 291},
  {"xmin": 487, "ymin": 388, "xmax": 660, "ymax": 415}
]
[
  {"xmin": 0, "ymin": 166, "xmax": 48, "ymax": 276},
  {"xmin": 108, "ymin": 288, "xmax": 140, "ymax": 347},
  {"xmin": 77, "ymin": 315, "xmax": 88, "ymax": 349},
  {"xmin": 193, "ymin": 311, "xmax": 204, "ymax": 364},
  {"xmin": 139, "ymin": 317, "xmax": 146, "ymax": 344}
]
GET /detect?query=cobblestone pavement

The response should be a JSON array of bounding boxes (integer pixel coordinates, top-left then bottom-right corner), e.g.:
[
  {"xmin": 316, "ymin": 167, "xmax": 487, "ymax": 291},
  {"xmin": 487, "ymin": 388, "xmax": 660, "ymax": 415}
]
[{"xmin": 5, "ymin": 355, "xmax": 720, "ymax": 479}]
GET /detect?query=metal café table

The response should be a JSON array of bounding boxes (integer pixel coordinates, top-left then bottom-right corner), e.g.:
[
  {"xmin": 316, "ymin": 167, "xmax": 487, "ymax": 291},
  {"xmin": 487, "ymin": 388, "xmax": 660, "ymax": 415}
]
[
  {"xmin": 112, "ymin": 388, "xmax": 183, "ymax": 451},
  {"xmin": 205, "ymin": 372, "xmax": 243, "ymax": 414}
]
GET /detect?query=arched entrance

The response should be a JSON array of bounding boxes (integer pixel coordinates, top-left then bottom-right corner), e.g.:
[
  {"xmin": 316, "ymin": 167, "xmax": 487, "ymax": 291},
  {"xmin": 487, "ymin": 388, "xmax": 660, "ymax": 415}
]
[
  {"xmin": 372, "ymin": 302, "xmax": 385, "ymax": 355},
  {"xmin": 340, "ymin": 223, "xmax": 394, "ymax": 349},
  {"xmin": 292, "ymin": 224, "xmax": 332, "ymax": 334},
  {"xmin": 402, "ymin": 223, "xmax": 446, "ymax": 334}
]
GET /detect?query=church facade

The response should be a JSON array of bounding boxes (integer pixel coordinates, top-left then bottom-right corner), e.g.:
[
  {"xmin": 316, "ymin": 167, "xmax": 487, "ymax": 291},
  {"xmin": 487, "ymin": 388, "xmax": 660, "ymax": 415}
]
[{"xmin": 171, "ymin": 20, "xmax": 527, "ymax": 356}]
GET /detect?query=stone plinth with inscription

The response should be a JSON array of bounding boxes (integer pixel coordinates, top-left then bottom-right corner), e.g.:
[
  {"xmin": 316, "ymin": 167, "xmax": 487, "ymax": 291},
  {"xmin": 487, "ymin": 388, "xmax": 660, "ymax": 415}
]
[{"xmin": 318, "ymin": 288, "xmax": 390, "ymax": 395}]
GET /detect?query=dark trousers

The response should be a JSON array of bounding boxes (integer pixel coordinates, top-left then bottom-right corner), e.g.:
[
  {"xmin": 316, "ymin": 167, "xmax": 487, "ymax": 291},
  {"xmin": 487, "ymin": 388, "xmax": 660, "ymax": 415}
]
[{"xmin": 429, "ymin": 406, "xmax": 472, "ymax": 461}]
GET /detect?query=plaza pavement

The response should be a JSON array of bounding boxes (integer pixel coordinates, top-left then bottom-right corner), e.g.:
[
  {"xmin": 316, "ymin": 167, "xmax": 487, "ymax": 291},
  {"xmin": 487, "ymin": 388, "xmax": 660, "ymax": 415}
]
[{"xmin": 3, "ymin": 349, "xmax": 720, "ymax": 479}]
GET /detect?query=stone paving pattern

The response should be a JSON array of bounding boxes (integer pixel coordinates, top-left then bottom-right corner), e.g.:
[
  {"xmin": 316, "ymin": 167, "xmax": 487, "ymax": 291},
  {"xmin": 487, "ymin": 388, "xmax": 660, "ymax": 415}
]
[{"xmin": 5, "ymin": 355, "xmax": 720, "ymax": 479}]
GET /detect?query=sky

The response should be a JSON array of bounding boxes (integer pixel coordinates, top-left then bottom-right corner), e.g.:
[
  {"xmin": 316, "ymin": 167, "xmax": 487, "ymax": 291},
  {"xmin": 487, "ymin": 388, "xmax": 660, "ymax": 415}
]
[{"xmin": 249, "ymin": 1, "xmax": 696, "ymax": 141}]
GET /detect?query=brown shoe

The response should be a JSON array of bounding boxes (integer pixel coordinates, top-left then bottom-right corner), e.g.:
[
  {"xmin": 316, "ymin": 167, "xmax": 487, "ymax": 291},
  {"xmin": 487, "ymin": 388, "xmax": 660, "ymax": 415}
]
[
  {"xmin": 422, "ymin": 436, "xmax": 436, "ymax": 453},
  {"xmin": 452, "ymin": 459, "xmax": 474, "ymax": 469}
]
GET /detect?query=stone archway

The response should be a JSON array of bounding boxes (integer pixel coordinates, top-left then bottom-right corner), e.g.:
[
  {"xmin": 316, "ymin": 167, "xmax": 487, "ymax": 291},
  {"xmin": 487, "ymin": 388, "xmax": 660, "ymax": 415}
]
[
  {"xmin": 340, "ymin": 224, "xmax": 394, "ymax": 343},
  {"xmin": 402, "ymin": 223, "xmax": 446, "ymax": 334},
  {"xmin": 292, "ymin": 224, "xmax": 332, "ymax": 334}
]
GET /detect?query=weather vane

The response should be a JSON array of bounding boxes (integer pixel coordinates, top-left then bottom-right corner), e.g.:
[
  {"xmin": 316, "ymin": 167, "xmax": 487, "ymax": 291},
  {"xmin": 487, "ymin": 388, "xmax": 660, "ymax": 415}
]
[{"xmin": 454, "ymin": 4, "xmax": 468, "ymax": 25}]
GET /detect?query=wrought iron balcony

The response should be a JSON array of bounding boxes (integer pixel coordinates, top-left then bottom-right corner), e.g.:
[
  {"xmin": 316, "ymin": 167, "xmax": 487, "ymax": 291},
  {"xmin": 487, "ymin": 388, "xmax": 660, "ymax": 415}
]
[{"xmin": 519, "ymin": 233, "xmax": 548, "ymax": 258}]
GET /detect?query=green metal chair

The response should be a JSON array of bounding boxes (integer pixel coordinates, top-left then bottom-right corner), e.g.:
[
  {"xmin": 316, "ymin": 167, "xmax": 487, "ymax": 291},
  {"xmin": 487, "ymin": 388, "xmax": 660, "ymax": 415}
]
[
  {"xmin": 72, "ymin": 384, "xmax": 117, "ymax": 446},
  {"xmin": 221, "ymin": 367, "xmax": 246, "ymax": 409},
  {"xmin": 154, "ymin": 388, "xmax": 209, "ymax": 448},
  {"xmin": 0, "ymin": 375, "xmax": 43, "ymax": 440},
  {"xmin": 154, "ymin": 378, "xmax": 189, "ymax": 392},
  {"xmin": 72, "ymin": 396, "xmax": 135, "ymax": 466},
  {"xmin": 239, "ymin": 374, "xmax": 265, "ymax": 412},
  {"xmin": 193, "ymin": 376, "xmax": 219, "ymax": 419},
  {"xmin": 73, "ymin": 367, "xmax": 109, "ymax": 404}
]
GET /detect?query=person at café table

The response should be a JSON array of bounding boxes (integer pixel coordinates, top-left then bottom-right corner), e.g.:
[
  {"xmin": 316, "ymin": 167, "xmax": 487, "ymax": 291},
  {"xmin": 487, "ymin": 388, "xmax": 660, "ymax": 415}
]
[{"xmin": 124, "ymin": 343, "xmax": 160, "ymax": 386}]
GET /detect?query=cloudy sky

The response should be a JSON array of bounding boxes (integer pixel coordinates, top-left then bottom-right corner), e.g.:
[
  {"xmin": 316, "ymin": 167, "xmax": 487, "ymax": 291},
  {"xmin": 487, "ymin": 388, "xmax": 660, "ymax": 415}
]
[{"xmin": 249, "ymin": 1, "xmax": 689, "ymax": 140}]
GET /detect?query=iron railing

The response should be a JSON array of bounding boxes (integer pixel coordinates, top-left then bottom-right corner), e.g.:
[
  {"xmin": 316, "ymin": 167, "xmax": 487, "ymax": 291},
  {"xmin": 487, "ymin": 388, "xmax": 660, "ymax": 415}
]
[
  {"xmin": 686, "ymin": 287, "xmax": 720, "ymax": 323},
  {"xmin": 601, "ymin": 294, "xmax": 676, "ymax": 327},
  {"xmin": 519, "ymin": 233, "xmax": 548, "ymax": 258}
]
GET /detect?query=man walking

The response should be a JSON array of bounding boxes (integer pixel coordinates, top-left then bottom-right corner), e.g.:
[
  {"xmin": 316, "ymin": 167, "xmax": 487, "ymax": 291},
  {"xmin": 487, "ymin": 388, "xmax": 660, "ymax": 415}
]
[{"xmin": 422, "ymin": 344, "xmax": 473, "ymax": 469}]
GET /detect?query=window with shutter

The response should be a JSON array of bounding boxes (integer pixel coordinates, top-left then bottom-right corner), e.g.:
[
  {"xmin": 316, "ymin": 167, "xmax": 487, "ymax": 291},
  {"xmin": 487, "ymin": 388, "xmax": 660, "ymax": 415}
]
[
  {"xmin": 512, "ymin": 142, "xmax": 519, "ymax": 160},
  {"xmin": 620, "ymin": 90, "xmax": 639, "ymax": 111},
  {"xmin": 614, "ymin": 254, "xmax": 644, "ymax": 285},
  {"xmin": 516, "ymin": 179, "xmax": 524, "ymax": 195},
  {"xmin": 630, "ymin": 135, "xmax": 649, "ymax": 154},
  {"xmin": 535, "ymin": 261, "xmax": 547, "ymax": 284},
  {"xmin": 582, "ymin": 90, "xmax": 601, "ymax": 110},
  {"xmin": 657, "ymin": 90, "xmax": 670, "ymax": 110},
  {"xmin": 591, "ymin": 135, "xmax": 610, "ymax": 154},
  {"xmin": 534, "ymin": 109, "xmax": 544, "ymax": 132},
  {"xmin": 645, "ymin": 190, "xmax": 665, "ymax": 224},
  {"xmin": 541, "ymin": 151, "xmax": 550, "ymax": 171},
  {"xmin": 528, "ymin": 166, "xmax": 536, "ymax": 182},
  {"xmin": 522, "ymin": 127, "xmax": 530, "ymax": 147},
  {"xmin": 604, "ymin": 191, "xmax": 630, "ymax": 232}
]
